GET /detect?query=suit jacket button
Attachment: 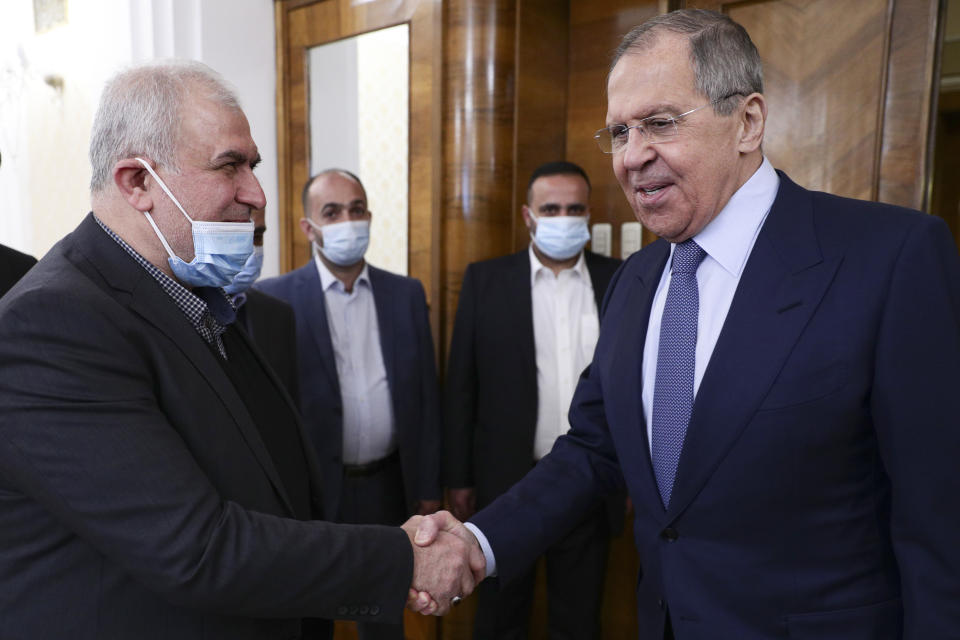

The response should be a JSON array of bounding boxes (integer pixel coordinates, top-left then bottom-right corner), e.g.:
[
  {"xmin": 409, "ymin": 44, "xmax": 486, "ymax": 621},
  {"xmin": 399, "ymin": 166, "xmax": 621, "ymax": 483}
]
[
  {"xmin": 657, "ymin": 598, "xmax": 665, "ymax": 610},
  {"xmin": 337, "ymin": 605, "xmax": 348, "ymax": 616},
  {"xmin": 370, "ymin": 605, "xmax": 380, "ymax": 616},
  {"xmin": 660, "ymin": 527, "xmax": 678, "ymax": 541}
]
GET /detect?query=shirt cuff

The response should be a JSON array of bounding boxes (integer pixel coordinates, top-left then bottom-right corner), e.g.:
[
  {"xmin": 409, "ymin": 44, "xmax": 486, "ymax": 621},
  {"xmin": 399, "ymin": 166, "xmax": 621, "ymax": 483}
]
[{"xmin": 464, "ymin": 522, "xmax": 497, "ymax": 578}]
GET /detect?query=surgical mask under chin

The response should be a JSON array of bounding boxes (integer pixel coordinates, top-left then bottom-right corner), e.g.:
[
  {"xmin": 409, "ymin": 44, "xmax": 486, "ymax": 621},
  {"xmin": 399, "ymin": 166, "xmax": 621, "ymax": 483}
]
[
  {"xmin": 308, "ymin": 219, "xmax": 369, "ymax": 266},
  {"xmin": 135, "ymin": 157, "xmax": 254, "ymax": 289},
  {"xmin": 223, "ymin": 245, "xmax": 264, "ymax": 295},
  {"xmin": 529, "ymin": 211, "xmax": 590, "ymax": 260}
]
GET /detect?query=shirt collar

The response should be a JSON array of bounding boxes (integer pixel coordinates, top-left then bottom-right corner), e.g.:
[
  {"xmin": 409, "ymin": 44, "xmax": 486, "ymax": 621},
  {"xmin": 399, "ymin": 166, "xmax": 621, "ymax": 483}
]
[
  {"xmin": 314, "ymin": 252, "xmax": 370, "ymax": 293},
  {"xmin": 528, "ymin": 244, "xmax": 588, "ymax": 287},
  {"xmin": 688, "ymin": 156, "xmax": 779, "ymax": 277}
]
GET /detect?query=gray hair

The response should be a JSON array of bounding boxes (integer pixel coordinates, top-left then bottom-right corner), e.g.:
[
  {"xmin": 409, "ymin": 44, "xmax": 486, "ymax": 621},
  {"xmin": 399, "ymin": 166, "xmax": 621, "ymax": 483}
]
[
  {"xmin": 612, "ymin": 9, "xmax": 763, "ymax": 116},
  {"xmin": 88, "ymin": 59, "xmax": 241, "ymax": 192}
]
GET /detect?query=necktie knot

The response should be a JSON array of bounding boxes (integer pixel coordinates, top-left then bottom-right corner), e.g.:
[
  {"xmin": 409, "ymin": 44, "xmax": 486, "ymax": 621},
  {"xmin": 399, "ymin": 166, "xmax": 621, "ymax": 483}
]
[{"xmin": 672, "ymin": 240, "xmax": 706, "ymax": 275}]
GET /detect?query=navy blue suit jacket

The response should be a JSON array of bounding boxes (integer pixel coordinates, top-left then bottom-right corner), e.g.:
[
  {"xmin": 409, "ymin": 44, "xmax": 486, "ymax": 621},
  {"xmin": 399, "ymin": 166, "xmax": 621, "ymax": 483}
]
[
  {"xmin": 472, "ymin": 173, "xmax": 960, "ymax": 639},
  {"xmin": 257, "ymin": 262, "xmax": 441, "ymax": 520}
]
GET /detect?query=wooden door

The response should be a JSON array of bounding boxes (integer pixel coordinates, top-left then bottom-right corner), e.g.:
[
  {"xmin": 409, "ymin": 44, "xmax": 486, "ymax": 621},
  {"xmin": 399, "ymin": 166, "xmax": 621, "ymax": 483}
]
[{"xmin": 275, "ymin": 0, "xmax": 442, "ymax": 327}]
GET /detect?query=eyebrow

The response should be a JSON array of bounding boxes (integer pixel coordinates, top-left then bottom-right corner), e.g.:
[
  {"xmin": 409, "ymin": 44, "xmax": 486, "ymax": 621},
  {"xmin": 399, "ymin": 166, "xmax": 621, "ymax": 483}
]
[
  {"xmin": 607, "ymin": 102, "xmax": 683, "ymax": 126},
  {"xmin": 211, "ymin": 150, "xmax": 262, "ymax": 169},
  {"xmin": 321, "ymin": 199, "xmax": 366, "ymax": 210},
  {"xmin": 538, "ymin": 202, "xmax": 585, "ymax": 210}
]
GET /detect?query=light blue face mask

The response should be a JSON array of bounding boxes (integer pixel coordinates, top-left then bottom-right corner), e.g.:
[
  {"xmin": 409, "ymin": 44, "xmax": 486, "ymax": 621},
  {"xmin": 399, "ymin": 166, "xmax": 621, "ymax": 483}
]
[
  {"xmin": 136, "ymin": 158, "xmax": 254, "ymax": 288},
  {"xmin": 529, "ymin": 211, "xmax": 591, "ymax": 260},
  {"xmin": 307, "ymin": 218, "xmax": 369, "ymax": 266},
  {"xmin": 223, "ymin": 245, "xmax": 264, "ymax": 295}
]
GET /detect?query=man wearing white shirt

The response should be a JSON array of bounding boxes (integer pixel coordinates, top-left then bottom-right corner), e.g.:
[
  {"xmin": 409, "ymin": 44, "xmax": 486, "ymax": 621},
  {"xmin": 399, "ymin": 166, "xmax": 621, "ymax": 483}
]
[
  {"xmin": 415, "ymin": 9, "xmax": 960, "ymax": 640},
  {"xmin": 257, "ymin": 169, "xmax": 443, "ymax": 640},
  {"xmin": 444, "ymin": 161, "xmax": 622, "ymax": 640}
]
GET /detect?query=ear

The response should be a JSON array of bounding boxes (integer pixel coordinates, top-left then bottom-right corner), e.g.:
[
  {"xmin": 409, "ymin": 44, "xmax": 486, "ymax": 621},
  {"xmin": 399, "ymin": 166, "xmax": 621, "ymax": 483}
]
[
  {"xmin": 738, "ymin": 93, "xmax": 766, "ymax": 154},
  {"xmin": 114, "ymin": 158, "xmax": 154, "ymax": 211},
  {"xmin": 300, "ymin": 218, "xmax": 321, "ymax": 246},
  {"xmin": 522, "ymin": 205, "xmax": 535, "ymax": 231}
]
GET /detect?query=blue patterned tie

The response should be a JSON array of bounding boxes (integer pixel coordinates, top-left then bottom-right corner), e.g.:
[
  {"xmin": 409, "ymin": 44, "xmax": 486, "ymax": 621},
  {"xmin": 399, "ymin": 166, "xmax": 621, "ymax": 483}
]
[{"xmin": 651, "ymin": 239, "xmax": 706, "ymax": 508}]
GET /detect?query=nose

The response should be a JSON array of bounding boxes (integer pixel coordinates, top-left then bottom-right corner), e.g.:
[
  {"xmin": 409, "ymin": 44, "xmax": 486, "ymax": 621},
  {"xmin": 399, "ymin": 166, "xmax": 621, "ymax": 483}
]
[
  {"xmin": 238, "ymin": 168, "xmax": 267, "ymax": 210},
  {"xmin": 620, "ymin": 126, "xmax": 656, "ymax": 171}
]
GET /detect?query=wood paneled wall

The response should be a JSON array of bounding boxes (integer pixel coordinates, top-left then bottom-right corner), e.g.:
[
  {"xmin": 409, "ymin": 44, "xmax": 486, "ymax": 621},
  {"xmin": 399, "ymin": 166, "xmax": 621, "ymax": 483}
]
[{"xmin": 686, "ymin": 0, "xmax": 941, "ymax": 211}]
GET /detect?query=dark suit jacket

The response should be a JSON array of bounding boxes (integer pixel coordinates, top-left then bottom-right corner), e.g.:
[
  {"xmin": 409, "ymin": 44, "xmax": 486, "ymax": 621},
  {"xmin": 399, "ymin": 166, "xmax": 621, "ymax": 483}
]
[
  {"xmin": 0, "ymin": 214, "xmax": 413, "ymax": 640},
  {"xmin": 256, "ymin": 262, "xmax": 441, "ymax": 520},
  {"xmin": 0, "ymin": 242, "xmax": 37, "ymax": 298},
  {"xmin": 472, "ymin": 173, "xmax": 960, "ymax": 640},
  {"xmin": 236, "ymin": 288, "xmax": 301, "ymax": 407},
  {"xmin": 444, "ymin": 249, "xmax": 621, "ymax": 509}
]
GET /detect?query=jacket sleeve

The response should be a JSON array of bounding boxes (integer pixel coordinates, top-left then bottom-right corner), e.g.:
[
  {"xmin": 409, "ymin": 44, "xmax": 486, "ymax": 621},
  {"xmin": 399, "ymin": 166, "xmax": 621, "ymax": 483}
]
[
  {"xmin": 0, "ymin": 285, "xmax": 413, "ymax": 623},
  {"xmin": 870, "ymin": 215, "xmax": 960, "ymax": 638}
]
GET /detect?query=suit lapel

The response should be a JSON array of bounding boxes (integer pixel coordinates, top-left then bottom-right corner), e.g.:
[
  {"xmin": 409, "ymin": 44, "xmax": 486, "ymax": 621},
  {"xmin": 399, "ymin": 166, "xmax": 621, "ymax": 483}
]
[
  {"xmin": 667, "ymin": 174, "xmax": 842, "ymax": 519},
  {"xmin": 584, "ymin": 251, "xmax": 611, "ymax": 309},
  {"xmin": 76, "ymin": 218, "xmax": 296, "ymax": 515},
  {"xmin": 369, "ymin": 267, "xmax": 397, "ymax": 407},
  {"xmin": 511, "ymin": 252, "xmax": 538, "ymax": 399},
  {"xmin": 295, "ymin": 264, "xmax": 340, "ymax": 394},
  {"xmin": 604, "ymin": 241, "xmax": 670, "ymax": 521}
]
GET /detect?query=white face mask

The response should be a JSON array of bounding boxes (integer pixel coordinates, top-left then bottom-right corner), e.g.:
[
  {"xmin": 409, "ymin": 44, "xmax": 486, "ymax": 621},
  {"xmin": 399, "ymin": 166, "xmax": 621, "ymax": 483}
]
[
  {"xmin": 307, "ymin": 218, "xmax": 370, "ymax": 266},
  {"xmin": 528, "ymin": 211, "xmax": 591, "ymax": 260},
  {"xmin": 223, "ymin": 245, "xmax": 264, "ymax": 295},
  {"xmin": 135, "ymin": 158, "xmax": 254, "ymax": 288}
]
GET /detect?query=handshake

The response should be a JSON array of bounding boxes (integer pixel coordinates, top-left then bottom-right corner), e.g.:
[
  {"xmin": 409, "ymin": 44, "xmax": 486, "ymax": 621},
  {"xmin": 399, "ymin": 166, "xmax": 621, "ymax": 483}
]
[{"xmin": 401, "ymin": 511, "xmax": 487, "ymax": 615}]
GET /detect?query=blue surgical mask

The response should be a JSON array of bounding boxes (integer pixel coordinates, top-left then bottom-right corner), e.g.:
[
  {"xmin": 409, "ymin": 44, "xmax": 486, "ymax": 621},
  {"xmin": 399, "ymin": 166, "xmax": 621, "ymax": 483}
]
[
  {"xmin": 223, "ymin": 245, "xmax": 264, "ymax": 295},
  {"xmin": 307, "ymin": 219, "xmax": 369, "ymax": 266},
  {"xmin": 529, "ymin": 211, "xmax": 590, "ymax": 260},
  {"xmin": 136, "ymin": 158, "xmax": 254, "ymax": 288}
]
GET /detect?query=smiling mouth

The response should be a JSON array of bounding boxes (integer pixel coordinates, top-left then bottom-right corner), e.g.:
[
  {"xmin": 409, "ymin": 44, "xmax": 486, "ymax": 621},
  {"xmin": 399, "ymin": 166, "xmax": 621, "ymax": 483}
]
[{"xmin": 635, "ymin": 182, "xmax": 671, "ymax": 198}]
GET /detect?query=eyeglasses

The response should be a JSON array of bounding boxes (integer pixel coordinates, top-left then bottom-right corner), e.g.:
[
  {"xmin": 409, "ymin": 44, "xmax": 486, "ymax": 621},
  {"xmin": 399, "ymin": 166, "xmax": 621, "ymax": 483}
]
[{"xmin": 594, "ymin": 95, "xmax": 739, "ymax": 154}]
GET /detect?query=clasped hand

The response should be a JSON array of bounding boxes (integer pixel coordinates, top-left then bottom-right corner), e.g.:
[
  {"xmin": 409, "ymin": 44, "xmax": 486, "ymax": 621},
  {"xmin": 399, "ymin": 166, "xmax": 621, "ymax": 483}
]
[{"xmin": 401, "ymin": 510, "xmax": 486, "ymax": 615}]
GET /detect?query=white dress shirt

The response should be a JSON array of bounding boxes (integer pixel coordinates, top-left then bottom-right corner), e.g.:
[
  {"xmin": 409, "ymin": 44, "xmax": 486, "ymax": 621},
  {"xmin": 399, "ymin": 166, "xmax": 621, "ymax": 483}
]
[
  {"xmin": 641, "ymin": 157, "xmax": 778, "ymax": 449},
  {"xmin": 314, "ymin": 255, "xmax": 396, "ymax": 465},
  {"xmin": 529, "ymin": 247, "xmax": 600, "ymax": 460},
  {"xmin": 469, "ymin": 157, "xmax": 780, "ymax": 577}
]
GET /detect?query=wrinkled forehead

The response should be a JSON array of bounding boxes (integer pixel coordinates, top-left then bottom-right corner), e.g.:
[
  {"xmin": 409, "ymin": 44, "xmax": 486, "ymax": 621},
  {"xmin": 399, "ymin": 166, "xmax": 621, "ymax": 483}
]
[
  {"xmin": 606, "ymin": 37, "xmax": 700, "ymax": 122},
  {"xmin": 177, "ymin": 95, "xmax": 257, "ymax": 160}
]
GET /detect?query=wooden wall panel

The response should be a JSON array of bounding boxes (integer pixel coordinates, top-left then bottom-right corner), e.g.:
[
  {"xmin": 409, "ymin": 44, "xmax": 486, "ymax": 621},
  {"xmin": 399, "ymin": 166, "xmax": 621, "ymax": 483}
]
[
  {"xmin": 567, "ymin": 1, "xmax": 666, "ymax": 252},
  {"xmin": 510, "ymin": 0, "xmax": 571, "ymax": 251},
  {"xmin": 440, "ymin": 0, "xmax": 519, "ymax": 352},
  {"xmin": 731, "ymin": 0, "xmax": 888, "ymax": 200},
  {"xmin": 877, "ymin": 0, "xmax": 941, "ymax": 209},
  {"xmin": 687, "ymin": 0, "xmax": 941, "ymax": 210}
]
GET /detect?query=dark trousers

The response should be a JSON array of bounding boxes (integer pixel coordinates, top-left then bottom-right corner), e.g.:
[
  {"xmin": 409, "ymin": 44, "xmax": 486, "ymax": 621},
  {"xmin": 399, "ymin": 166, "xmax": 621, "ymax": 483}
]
[
  {"xmin": 338, "ymin": 453, "xmax": 407, "ymax": 640},
  {"xmin": 474, "ymin": 506, "xmax": 609, "ymax": 640}
]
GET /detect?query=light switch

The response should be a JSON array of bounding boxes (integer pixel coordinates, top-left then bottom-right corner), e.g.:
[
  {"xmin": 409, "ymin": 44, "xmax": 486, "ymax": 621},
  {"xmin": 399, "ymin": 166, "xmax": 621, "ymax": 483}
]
[
  {"xmin": 621, "ymin": 222, "xmax": 643, "ymax": 259},
  {"xmin": 591, "ymin": 223, "xmax": 612, "ymax": 257}
]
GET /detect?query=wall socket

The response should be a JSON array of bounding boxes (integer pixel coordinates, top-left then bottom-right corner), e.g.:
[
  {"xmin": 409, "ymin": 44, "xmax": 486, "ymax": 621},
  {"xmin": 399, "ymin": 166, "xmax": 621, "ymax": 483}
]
[
  {"xmin": 621, "ymin": 222, "xmax": 643, "ymax": 259},
  {"xmin": 591, "ymin": 223, "xmax": 612, "ymax": 257}
]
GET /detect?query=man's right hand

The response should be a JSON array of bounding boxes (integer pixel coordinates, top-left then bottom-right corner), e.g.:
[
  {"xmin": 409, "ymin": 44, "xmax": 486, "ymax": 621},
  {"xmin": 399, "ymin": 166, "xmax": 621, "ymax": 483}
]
[
  {"xmin": 401, "ymin": 511, "xmax": 484, "ymax": 616},
  {"xmin": 448, "ymin": 487, "xmax": 476, "ymax": 522},
  {"xmin": 401, "ymin": 510, "xmax": 485, "ymax": 615}
]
